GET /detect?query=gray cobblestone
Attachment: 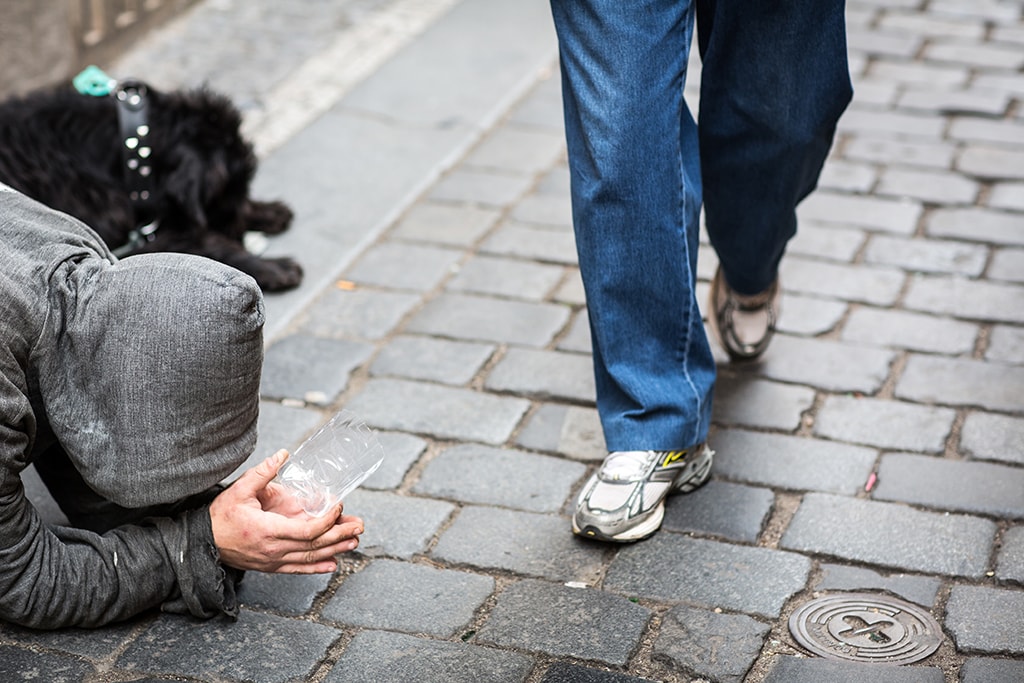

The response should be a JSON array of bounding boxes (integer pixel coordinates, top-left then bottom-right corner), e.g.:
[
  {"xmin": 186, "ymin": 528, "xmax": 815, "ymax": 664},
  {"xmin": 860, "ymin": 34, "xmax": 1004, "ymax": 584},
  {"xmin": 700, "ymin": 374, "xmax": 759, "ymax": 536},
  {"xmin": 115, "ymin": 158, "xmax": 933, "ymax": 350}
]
[
  {"xmin": 961, "ymin": 658, "xmax": 1024, "ymax": 683},
  {"xmin": 798, "ymin": 190, "xmax": 923, "ymax": 234},
  {"xmin": 904, "ymin": 275, "xmax": 1024, "ymax": 324},
  {"xmin": 326, "ymin": 630, "xmax": 533, "ymax": 683},
  {"xmin": 958, "ymin": 145, "xmax": 1024, "ymax": 181},
  {"xmin": 557, "ymin": 311, "xmax": 593, "ymax": 351},
  {"xmin": 406, "ymin": 292, "xmax": 570, "ymax": 346},
  {"xmin": 814, "ymin": 396, "xmax": 956, "ymax": 453},
  {"xmin": 867, "ymin": 59, "xmax": 970, "ymax": 87},
  {"xmin": 847, "ymin": 26, "xmax": 922, "ymax": 58},
  {"xmin": 819, "ymin": 160, "xmax": 877, "ymax": 193},
  {"xmin": 924, "ymin": 39, "xmax": 1024, "ymax": 70},
  {"xmin": 782, "ymin": 493, "xmax": 997, "ymax": 577},
  {"xmin": 843, "ymin": 136, "xmax": 956, "ymax": 170},
  {"xmin": 117, "ymin": 611, "xmax": 340, "ymax": 683},
  {"xmin": 873, "ymin": 453, "xmax": 1024, "ymax": 518},
  {"xmin": 781, "ymin": 258, "xmax": 905, "ymax": 305},
  {"xmin": 464, "ymin": 125, "xmax": 566, "ymax": 175},
  {"xmin": 448, "ymin": 254, "xmax": 566, "ymax": 300},
  {"xmin": 412, "ymin": 444, "xmax": 585, "ymax": 513},
  {"xmin": 837, "ymin": 107, "xmax": 946, "ymax": 140},
  {"xmin": 390, "ymin": 202, "xmax": 501, "ymax": 247},
  {"xmin": 365, "ymin": 431, "xmax": 428, "ymax": 490},
  {"xmin": 237, "ymin": 572, "xmax": 331, "ymax": 616},
  {"xmin": 345, "ymin": 242, "xmax": 462, "ymax": 291},
  {"xmin": 990, "ymin": 247, "xmax": 1024, "ymax": 284},
  {"xmin": 815, "ymin": 564, "xmax": 942, "ymax": 607},
  {"xmin": 511, "ymin": 192, "xmax": 573, "ymax": 228},
  {"xmin": 322, "ymin": 559, "xmax": 494, "ymax": 636},
  {"xmin": 841, "ymin": 306, "xmax": 978, "ymax": 354},
  {"xmin": 477, "ymin": 579, "xmax": 651, "ymax": 667},
  {"xmin": 0, "ymin": 619, "xmax": 136, "ymax": 659},
  {"xmin": 741, "ymin": 335, "xmax": 896, "ymax": 394},
  {"xmin": 0, "ymin": 645, "xmax": 94, "ymax": 681},
  {"xmin": 370, "ymin": 335, "xmax": 496, "ymax": 385},
  {"xmin": 541, "ymin": 662, "xmax": 656, "ymax": 683},
  {"xmin": 930, "ymin": 0, "xmax": 1023, "ymax": 22},
  {"xmin": 662, "ymin": 480, "xmax": 774, "ymax": 543},
  {"xmin": 926, "ymin": 207, "xmax": 1024, "ymax": 246},
  {"xmin": 998, "ymin": 526, "xmax": 1024, "ymax": 584},
  {"xmin": 481, "ymin": 221, "xmax": 579, "ymax": 264},
  {"xmin": 515, "ymin": 403, "xmax": 606, "ymax": 462},
  {"xmin": 260, "ymin": 335, "xmax": 374, "ymax": 405},
  {"xmin": 949, "ymin": 118, "xmax": 1024, "ymax": 146},
  {"xmin": 712, "ymin": 429, "xmax": 877, "ymax": 495},
  {"xmin": 896, "ymin": 354, "xmax": 1024, "ymax": 413},
  {"xmin": 945, "ymin": 585, "xmax": 1024, "ymax": 654},
  {"xmin": 864, "ymin": 234, "xmax": 988, "ymax": 276},
  {"xmin": 787, "ymin": 222, "xmax": 867, "ymax": 262},
  {"xmin": 990, "ymin": 181, "xmax": 1024, "ymax": 211},
  {"xmin": 712, "ymin": 375, "xmax": 816, "ymax": 431},
  {"xmin": 777, "ymin": 294, "xmax": 849, "ymax": 336},
  {"xmin": 486, "ymin": 348, "xmax": 595, "ymax": 402},
  {"xmin": 432, "ymin": 506, "xmax": 606, "ymax": 583},
  {"xmin": 294, "ymin": 287, "xmax": 421, "ymax": 340},
  {"xmin": 430, "ymin": 167, "xmax": 534, "ymax": 206},
  {"xmin": 876, "ymin": 168, "xmax": 980, "ymax": 205},
  {"xmin": 605, "ymin": 533, "xmax": 811, "ymax": 618},
  {"xmin": 897, "ymin": 87, "xmax": 1011, "ymax": 117},
  {"xmin": 343, "ymin": 489, "xmax": 456, "ymax": 559},
  {"xmin": 762, "ymin": 656, "xmax": 944, "ymax": 683},
  {"xmin": 653, "ymin": 605, "xmax": 770, "ymax": 683},
  {"xmin": 878, "ymin": 10, "xmax": 986, "ymax": 39},
  {"xmin": 960, "ymin": 412, "xmax": 1024, "ymax": 466}
]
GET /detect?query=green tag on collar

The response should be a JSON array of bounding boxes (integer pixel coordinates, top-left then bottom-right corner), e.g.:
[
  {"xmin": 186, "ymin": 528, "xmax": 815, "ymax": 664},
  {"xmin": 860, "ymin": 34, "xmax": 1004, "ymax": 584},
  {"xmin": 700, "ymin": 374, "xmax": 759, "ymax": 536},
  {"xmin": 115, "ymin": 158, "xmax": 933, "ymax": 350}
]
[{"xmin": 73, "ymin": 65, "xmax": 116, "ymax": 96}]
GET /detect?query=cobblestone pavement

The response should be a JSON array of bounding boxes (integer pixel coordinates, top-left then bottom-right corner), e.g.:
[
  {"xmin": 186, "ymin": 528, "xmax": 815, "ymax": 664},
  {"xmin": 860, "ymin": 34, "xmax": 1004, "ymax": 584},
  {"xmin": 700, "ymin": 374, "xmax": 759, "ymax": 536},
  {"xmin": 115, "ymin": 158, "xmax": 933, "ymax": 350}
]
[{"xmin": 5, "ymin": 0, "xmax": 1024, "ymax": 681}]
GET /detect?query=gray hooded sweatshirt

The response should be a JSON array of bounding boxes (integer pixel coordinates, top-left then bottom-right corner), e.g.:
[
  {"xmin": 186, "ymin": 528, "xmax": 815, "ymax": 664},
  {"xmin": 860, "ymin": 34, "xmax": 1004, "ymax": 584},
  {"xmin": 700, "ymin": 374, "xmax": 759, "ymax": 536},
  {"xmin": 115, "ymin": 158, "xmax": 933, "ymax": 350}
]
[{"xmin": 0, "ymin": 184, "xmax": 264, "ymax": 629}]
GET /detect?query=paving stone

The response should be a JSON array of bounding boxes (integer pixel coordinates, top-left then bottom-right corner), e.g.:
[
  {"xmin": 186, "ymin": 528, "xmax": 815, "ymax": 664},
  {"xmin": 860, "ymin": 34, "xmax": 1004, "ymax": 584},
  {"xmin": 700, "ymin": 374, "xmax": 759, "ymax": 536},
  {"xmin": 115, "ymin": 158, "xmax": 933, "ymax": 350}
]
[
  {"xmin": 249, "ymin": 401, "xmax": 324, "ymax": 466},
  {"xmin": 481, "ymin": 220, "xmax": 579, "ymax": 264},
  {"xmin": 0, "ymin": 619, "xmax": 138, "ymax": 660},
  {"xmin": 0, "ymin": 645, "xmax": 94, "ymax": 682},
  {"xmin": 926, "ymin": 207, "xmax": 1024, "ymax": 246},
  {"xmin": 430, "ymin": 167, "xmax": 534, "ymax": 206},
  {"xmin": 924, "ymin": 39, "xmax": 1024, "ymax": 70},
  {"xmin": 814, "ymin": 396, "xmax": 956, "ymax": 453},
  {"xmin": 897, "ymin": 87, "xmax": 1011, "ymax": 117},
  {"xmin": 736, "ymin": 335, "xmax": 896, "ymax": 394},
  {"xmin": 345, "ymin": 242, "xmax": 462, "ymax": 291},
  {"xmin": 370, "ymin": 334, "xmax": 496, "ymax": 385},
  {"xmin": 904, "ymin": 275, "xmax": 1024, "ymax": 324},
  {"xmin": 431, "ymin": 506, "xmax": 606, "ymax": 583},
  {"xmin": 867, "ymin": 59, "xmax": 970, "ymax": 87},
  {"xmin": 364, "ymin": 430, "xmax": 428, "ymax": 490},
  {"xmin": 949, "ymin": 118, "xmax": 1024, "ymax": 147},
  {"xmin": 464, "ymin": 124, "xmax": 566, "ymax": 174},
  {"xmin": 781, "ymin": 493, "xmax": 997, "ymax": 578},
  {"xmin": 653, "ymin": 605, "xmax": 770, "ymax": 683},
  {"xmin": 896, "ymin": 354, "xmax": 1024, "ymax": 413},
  {"xmin": 711, "ymin": 429, "xmax": 877, "ymax": 496},
  {"xmin": 762, "ymin": 655, "xmax": 944, "ymax": 683},
  {"xmin": 989, "ymin": 182, "xmax": 1024, "ymax": 212},
  {"xmin": 781, "ymin": 258, "xmax": 905, "ymax": 305},
  {"xmin": 878, "ymin": 11, "xmax": 986, "ymax": 39},
  {"xmin": 322, "ymin": 559, "xmax": 494, "ymax": 636},
  {"xmin": 841, "ymin": 306, "xmax": 978, "ymax": 354},
  {"xmin": 777, "ymin": 294, "xmax": 849, "ymax": 336},
  {"xmin": 346, "ymin": 378, "xmax": 530, "ymax": 445},
  {"xmin": 876, "ymin": 167, "xmax": 980, "ymax": 205},
  {"xmin": 864, "ymin": 234, "xmax": 988, "ymax": 276},
  {"xmin": 819, "ymin": 160, "xmax": 877, "ymax": 193},
  {"xmin": 958, "ymin": 145, "xmax": 1024, "ymax": 181},
  {"xmin": 605, "ymin": 533, "xmax": 811, "ymax": 618},
  {"xmin": 557, "ymin": 310, "xmax": 592, "ymax": 351},
  {"xmin": 293, "ymin": 287, "xmax": 421, "ymax": 340},
  {"xmin": 507, "ymin": 76, "xmax": 565, "ymax": 132},
  {"xmin": 515, "ymin": 403, "xmax": 606, "ymax": 462},
  {"xmin": 260, "ymin": 335, "xmax": 375, "ymax": 404},
  {"xmin": 960, "ymin": 412, "xmax": 1024, "ymax": 466},
  {"xmin": 997, "ymin": 526, "xmax": 1024, "ymax": 584},
  {"xmin": 945, "ymin": 585, "xmax": 1024, "ymax": 654},
  {"xmin": 712, "ymin": 375, "xmax": 816, "ymax": 431},
  {"xmin": 390, "ymin": 202, "xmax": 501, "ymax": 247},
  {"xmin": 448, "ymin": 254, "xmax": 565, "ymax": 300},
  {"xmin": 843, "ymin": 136, "xmax": 956, "ymax": 170},
  {"xmin": 412, "ymin": 444, "xmax": 586, "ymax": 513},
  {"xmin": 117, "ymin": 611, "xmax": 341, "ymax": 683},
  {"xmin": 960, "ymin": 658, "xmax": 1024, "ymax": 683},
  {"xmin": 837, "ymin": 107, "xmax": 946, "ymax": 141},
  {"xmin": 540, "ymin": 662, "xmax": 656, "ymax": 683},
  {"xmin": 406, "ymin": 292, "xmax": 570, "ymax": 346},
  {"xmin": 662, "ymin": 480, "xmax": 774, "ymax": 543},
  {"xmin": 326, "ymin": 630, "xmax": 533, "ymax": 683},
  {"xmin": 787, "ymin": 222, "xmax": 867, "ymax": 262},
  {"xmin": 477, "ymin": 579, "xmax": 650, "ymax": 666},
  {"xmin": 847, "ymin": 26, "xmax": 923, "ymax": 58},
  {"xmin": 485, "ymin": 348, "xmax": 595, "ymax": 402},
  {"xmin": 512, "ymin": 192, "xmax": 573, "ymax": 228},
  {"xmin": 797, "ymin": 191, "xmax": 923, "ymax": 234},
  {"xmin": 816, "ymin": 564, "xmax": 942, "ymax": 607},
  {"xmin": 236, "ymin": 572, "xmax": 331, "ymax": 616},
  {"xmin": 987, "ymin": 325, "xmax": 1024, "ymax": 363},
  {"xmin": 989, "ymin": 247, "xmax": 1024, "ymax": 284},
  {"xmin": 874, "ymin": 453, "xmax": 1024, "ymax": 518},
  {"xmin": 930, "ymin": 0, "xmax": 1023, "ymax": 22},
  {"xmin": 343, "ymin": 488, "xmax": 455, "ymax": 559}
]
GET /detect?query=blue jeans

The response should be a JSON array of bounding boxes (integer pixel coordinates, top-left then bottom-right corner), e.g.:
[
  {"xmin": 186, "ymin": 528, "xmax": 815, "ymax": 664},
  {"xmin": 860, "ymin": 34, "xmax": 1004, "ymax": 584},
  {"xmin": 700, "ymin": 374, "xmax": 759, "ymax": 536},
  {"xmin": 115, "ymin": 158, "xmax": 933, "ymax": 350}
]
[{"xmin": 550, "ymin": 0, "xmax": 852, "ymax": 451}]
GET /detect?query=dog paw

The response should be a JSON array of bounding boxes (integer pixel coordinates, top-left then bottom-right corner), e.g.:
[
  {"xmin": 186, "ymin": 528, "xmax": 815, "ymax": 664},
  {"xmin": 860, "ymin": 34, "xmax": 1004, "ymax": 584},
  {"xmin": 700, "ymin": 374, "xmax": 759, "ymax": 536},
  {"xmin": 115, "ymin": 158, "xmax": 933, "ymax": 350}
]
[
  {"xmin": 255, "ymin": 256, "xmax": 303, "ymax": 292},
  {"xmin": 246, "ymin": 200, "xmax": 294, "ymax": 235}
]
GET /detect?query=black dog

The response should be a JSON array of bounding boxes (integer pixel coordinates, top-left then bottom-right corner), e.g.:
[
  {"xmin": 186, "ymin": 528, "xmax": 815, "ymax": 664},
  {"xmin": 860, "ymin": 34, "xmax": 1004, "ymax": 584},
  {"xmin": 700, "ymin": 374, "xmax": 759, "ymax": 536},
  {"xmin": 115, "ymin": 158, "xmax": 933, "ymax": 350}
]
[{"xmin": 0, "ymin": 78, "xmax": 302, "ymax": 291}]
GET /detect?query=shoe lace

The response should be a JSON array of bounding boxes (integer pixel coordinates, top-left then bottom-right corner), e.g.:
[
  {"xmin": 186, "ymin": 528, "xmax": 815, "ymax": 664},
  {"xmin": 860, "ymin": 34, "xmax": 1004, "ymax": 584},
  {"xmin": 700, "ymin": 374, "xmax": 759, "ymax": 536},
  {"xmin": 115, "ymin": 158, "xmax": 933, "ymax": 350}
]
[{"xmin": 599, "ymin": 451, "xmax": 656, "ymax": 482}]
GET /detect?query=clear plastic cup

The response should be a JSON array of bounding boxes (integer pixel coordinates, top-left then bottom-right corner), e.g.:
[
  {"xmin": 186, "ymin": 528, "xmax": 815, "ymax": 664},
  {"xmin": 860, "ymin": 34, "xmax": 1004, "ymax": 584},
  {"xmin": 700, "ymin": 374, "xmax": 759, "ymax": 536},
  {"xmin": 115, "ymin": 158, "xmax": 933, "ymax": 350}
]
[{"xmin": 274, "ymin": 410, "xmax": 384, "ymax": 517}]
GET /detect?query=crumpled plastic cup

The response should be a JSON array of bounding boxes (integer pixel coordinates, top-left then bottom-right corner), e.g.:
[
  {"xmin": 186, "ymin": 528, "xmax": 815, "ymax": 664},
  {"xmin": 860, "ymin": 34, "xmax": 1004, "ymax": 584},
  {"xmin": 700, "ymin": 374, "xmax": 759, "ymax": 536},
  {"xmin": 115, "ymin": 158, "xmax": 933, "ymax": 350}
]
[{"xmin": 274, "ymin": 410, "xmax": 384, "ymax": 517}]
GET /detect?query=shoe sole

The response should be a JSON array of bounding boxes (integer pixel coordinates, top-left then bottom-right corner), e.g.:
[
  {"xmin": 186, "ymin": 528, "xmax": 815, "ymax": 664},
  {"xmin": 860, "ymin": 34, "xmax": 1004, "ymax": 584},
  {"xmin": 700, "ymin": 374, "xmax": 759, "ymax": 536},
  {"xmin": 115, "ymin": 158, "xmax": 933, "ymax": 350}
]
[{"xmin": 572, "ymin": 446, "xmax": 713, "ymax": 543}]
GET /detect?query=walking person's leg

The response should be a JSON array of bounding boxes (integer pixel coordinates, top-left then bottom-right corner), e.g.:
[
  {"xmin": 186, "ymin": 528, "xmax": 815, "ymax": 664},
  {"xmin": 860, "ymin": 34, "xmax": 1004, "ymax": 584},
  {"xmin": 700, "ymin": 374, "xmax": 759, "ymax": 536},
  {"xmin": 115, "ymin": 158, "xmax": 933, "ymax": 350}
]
[
  {"xmin": 551, "ymin": 0, "xmax": 715, "ymax": 542},
  {"xmin": 697, "ymin": 0, "xmax": 853, "ymax": 360}
]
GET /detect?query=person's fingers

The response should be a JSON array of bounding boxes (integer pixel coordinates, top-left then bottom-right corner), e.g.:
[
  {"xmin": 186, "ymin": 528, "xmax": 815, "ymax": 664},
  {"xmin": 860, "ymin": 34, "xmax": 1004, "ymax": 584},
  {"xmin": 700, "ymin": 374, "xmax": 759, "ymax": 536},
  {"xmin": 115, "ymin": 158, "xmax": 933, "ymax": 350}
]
[
  {"xmin": 232, "ymin": 450, "xmax": 289, "ymax": 498},
  {"xmin": 278, "ymin": 536, "xmax": 361, "ymax": 566}
]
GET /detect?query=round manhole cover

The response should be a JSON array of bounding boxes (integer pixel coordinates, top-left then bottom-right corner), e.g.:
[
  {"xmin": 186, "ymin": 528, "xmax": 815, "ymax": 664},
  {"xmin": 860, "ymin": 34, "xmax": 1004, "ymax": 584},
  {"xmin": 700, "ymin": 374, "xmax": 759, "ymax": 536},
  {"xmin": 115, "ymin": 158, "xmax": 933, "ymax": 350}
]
[{"xmin": 788, "ymin": 593, "xmax": 943, "ymax": 665}]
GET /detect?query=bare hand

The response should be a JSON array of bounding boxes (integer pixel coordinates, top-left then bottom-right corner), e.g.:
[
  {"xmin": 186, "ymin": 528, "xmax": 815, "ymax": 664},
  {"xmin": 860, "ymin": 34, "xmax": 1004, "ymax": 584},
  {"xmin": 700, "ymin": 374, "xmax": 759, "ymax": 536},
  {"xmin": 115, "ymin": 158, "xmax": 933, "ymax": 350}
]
[{"xmin": 209, "ymin": 450, "xmax": 364, "ymax": 574}]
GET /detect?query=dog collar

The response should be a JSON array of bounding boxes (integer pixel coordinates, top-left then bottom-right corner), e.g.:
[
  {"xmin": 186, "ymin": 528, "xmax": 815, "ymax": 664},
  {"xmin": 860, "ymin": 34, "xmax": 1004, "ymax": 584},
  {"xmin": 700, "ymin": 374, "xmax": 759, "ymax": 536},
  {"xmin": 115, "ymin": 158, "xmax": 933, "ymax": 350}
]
[{"xmin": 115, "ymin": 80, "xmax": 157, "ymax": 215}]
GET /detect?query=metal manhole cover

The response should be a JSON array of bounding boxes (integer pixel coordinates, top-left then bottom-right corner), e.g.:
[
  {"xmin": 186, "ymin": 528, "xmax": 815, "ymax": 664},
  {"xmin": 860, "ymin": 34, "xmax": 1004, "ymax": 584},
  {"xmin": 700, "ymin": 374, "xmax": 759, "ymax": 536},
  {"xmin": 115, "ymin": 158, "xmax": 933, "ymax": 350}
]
[{"xmin": 788, "ymin": 593, "xmax": 943, "ymax": 665}]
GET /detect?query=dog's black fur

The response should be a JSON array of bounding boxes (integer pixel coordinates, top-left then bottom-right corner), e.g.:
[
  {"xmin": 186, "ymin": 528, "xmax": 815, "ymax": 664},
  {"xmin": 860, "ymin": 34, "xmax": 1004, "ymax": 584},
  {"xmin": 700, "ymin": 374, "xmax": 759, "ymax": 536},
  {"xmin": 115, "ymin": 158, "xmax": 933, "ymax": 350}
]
[{"xmin": 0, "ymin": 82, "xmax": 302, "ymax": 291}]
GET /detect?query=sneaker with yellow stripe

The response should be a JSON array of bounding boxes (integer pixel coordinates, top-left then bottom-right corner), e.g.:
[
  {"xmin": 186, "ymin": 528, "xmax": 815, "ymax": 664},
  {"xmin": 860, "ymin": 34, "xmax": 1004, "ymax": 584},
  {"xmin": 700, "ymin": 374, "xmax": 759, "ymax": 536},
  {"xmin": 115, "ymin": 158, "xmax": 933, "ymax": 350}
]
[{"xmin": 572, "ymin": 444, "xmax": 713, "ymax": 542}]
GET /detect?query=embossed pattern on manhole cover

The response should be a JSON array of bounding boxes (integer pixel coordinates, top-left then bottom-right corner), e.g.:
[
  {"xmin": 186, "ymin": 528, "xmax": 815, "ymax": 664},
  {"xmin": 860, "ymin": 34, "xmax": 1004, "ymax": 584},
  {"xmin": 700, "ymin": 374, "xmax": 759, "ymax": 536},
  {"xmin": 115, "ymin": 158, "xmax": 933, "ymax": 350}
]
[{"xmin": 788, "ymin": 593, "xmax": 943, "ymax": 665}]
